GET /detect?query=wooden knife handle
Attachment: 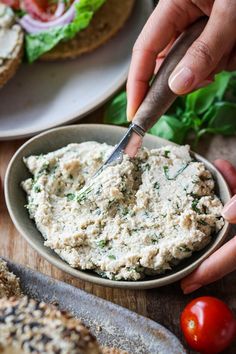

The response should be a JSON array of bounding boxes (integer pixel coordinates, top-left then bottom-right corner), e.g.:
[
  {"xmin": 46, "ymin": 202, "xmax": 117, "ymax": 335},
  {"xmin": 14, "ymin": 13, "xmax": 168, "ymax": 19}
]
[{"xmin": 132, "ymin": 18, "xmax": 207, "ymax": 132}]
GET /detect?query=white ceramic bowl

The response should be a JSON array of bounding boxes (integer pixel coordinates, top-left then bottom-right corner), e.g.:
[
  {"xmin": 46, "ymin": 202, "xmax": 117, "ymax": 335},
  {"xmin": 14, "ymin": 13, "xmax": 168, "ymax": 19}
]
[{"xmin": 5, "ymin": 124, "xmax": 231, "ymax": 289}]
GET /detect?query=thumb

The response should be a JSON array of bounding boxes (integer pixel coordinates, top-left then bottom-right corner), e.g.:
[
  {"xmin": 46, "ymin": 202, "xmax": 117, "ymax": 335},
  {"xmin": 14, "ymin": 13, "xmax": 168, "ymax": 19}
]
[
  {"xmin": 168, "ymin": 1, "xmax": 235, "ymax": 94},
  {"xmin": 181, "ymin": 236, "xmax": 236, "ymax": 294},
  {"xmin": 222, "ymin": 195, "xmax": 236, "ymax": 224}
]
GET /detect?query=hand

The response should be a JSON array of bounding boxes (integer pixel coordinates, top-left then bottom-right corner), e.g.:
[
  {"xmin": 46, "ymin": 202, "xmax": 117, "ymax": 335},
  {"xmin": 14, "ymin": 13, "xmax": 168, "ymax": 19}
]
[
  {"xmin": 126, "ymin": 0, "xmax": 236, "ymax": 120},
  {"xmin": 181, "ymin": 160, "xmax": 236, "ymax": 294}
]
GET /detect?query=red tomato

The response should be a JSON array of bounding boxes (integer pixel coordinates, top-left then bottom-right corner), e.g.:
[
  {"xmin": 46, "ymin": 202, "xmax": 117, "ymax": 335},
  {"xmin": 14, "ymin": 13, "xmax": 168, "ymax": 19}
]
[
  {"xmin": 181, "ymin": 296, "xmax": 236, "ymax": 353},
  {"xmin": 23, "ymin": 0, "xmax": 51, "ymax": 21},
  {"xmin": 1, "ymin": 0, "xmax": 20, "ymax": 10}
]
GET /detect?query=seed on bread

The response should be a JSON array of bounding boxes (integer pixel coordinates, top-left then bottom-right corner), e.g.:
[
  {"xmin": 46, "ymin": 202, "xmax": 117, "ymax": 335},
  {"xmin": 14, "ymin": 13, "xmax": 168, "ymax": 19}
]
[
  {"xmin": 0, "ymin": 258, "xmax": 22, "ymax": 298},
  {"xmin": 0, "ymin": 296, "xmax": 101, "ymax": 354}
]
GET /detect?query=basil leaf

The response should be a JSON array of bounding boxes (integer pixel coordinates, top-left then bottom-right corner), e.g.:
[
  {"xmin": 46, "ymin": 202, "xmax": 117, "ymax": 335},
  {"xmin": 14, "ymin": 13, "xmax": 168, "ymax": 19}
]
[
  {"xmin": 166, "ymin": 96, "xmax": 186, "ymax": 116},
  {"xmin": 104, "ymin": 91, "xmax": 128, "ymax": 126},
  {"xmin": 149, "ymin": 115, "xmax": 189, "ymax": 144},
  {"xmin": 224, "ymin": 72, "xmax": 236, "ymax": 102},
  {"xmin": 207, "ymin": 102, "xmax": 236, "ymax": 134},
  {"xmin": 103, "ymin": 71, "xmax": 236, "ymax": 146},
  {"xmin": 215, "ymin": 71, "xmax": 232, "ymax": 100},
  {"xmin": 185, "ymin": 71, "xmax": 231, "ymax": 115}
]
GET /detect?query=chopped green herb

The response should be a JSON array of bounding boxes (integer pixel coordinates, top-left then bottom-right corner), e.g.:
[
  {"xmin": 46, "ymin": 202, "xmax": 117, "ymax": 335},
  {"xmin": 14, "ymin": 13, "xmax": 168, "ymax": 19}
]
[
  {"xmin": 127, "ymin": 266, "xmax": 135, "ymax": 272},
  {"xmin": 69, "ymin": 174, "xmax": 74, "ymax": 180},
  {"xmin": 120, "ymin": 175, "xmax": 128, "ymax": 193},
  {"xmin": 192, "ymin": 199, "xmax": 201, "ymax": 214},
  {"xmin": 175, "ymin": 201, "xmax": 180, "ymax": 209},
  {"xmin": 198, "ymin": 219, "xmax": 208, "ymax": 226},
  {"xmin": 163, "ymin": 166, "xmax": 169, "ymax": 177},
  {"xmin": 14, "ymin": 9, "xmax": 26, "ymax": 17},
  {"xmin": 163, "ymin": 163, "xmax": 190, "ymax": 180},
  {"xmin": 127, "ymin": 266, "xmax": 144, "ymax": 273},
  {"xmin": 121, "ymin": 207, "xmax": 129, "ymax": 216},
  {"xmin": 95, "ymin": 186, "xmax": 102, "ymax": 196},
  {"xmin": 154, "ymin": 182, "xmax": 160, "ymax": 189},
  {"xmin": 189, "ymin": 192, "xmax": 201, "ymax": 198},
  {"xmin": 108, "ymin": 199, "xmax": 116, "ymax": 208},
  {"xmin": 33, "ymin": 185, "xmax": 41, "ymax": 193},
  {"xmin": 108, "ymin": 255, "xmax": 116, "ymax": 260},
  {"xmin": 98, "ymin": 240, "xmax": 107, "ymax": 248},
  {"xmin": 142, "ymin": 163, "xmax": 151, "ymax": 171},
  {"xmin": 151, "ymin": 234, "xmax": 159, "ymax": 243},
  {"xmin": 135, "ymin": 266, "xmax": 144, "ymax": 273},
  {"xmin": 95, "ymin": 208, "xmax": 102, "ymax": 215},
  {"xmin": 96, "ymin": 271, "xmax": 108, "ymax": 278},
  {"xmin": 66, "ymin": 193, "xmax": 76, "ymax": 201},
  {"xmin": 164, "ymin": 150, "xmax": 170, "ymax": 158},
  {"xmin": 76, "ymin": 186, "xmax": 92, "ymax": 203},
  {"xmin": 50, "ymin": 164, "xmax": 58, "ymax": 175},
  {"xmin": 38, "ymin": 162, "xmax": 50, "ymax": 175}
]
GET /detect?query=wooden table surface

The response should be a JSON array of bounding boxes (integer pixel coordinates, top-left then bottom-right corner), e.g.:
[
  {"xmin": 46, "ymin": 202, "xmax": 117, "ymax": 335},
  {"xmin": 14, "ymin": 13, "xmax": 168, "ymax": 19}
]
[{"xmin": 0, "ymin": 108, "xmax": 236, "ymax": 353}]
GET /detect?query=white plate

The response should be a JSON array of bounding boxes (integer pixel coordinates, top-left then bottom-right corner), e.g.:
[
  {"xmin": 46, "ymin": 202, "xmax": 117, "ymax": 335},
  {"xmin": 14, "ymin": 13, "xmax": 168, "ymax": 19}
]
[{"xmin": 0, "ymin": 0, "xmax": 153, "ymax": 140}]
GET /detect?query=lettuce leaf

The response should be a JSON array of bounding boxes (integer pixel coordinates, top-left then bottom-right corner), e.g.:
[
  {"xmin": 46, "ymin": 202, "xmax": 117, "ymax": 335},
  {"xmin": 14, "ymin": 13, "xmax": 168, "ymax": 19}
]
[
  {"xmin": 103, "ymin": 71, "xmax": 236, "ymax": 146},
  {"xmin": 25, "ymin": 0, "xmax": 106, "ymax": 63}
]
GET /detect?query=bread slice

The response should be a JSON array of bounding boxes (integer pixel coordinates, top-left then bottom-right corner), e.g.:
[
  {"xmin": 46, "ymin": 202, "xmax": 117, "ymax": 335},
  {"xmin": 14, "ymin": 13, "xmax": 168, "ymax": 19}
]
[
  {"xmin": 0, "ymin": 297, "xmax": 101, "ymax": 354},
  {"xmin": 0, "ymin": 259, "xmax": 22, "ymax": 298},
  {"xmin": 0, "ymin": 27, "xmax": 24, "ymax": 88},
  {"xmin": 0, "ymin": 3, "xmax": 24, "ymax": 88},
  {"xmin": 41, "ymin": 0, "xmax": 135, "ymax": 61}
]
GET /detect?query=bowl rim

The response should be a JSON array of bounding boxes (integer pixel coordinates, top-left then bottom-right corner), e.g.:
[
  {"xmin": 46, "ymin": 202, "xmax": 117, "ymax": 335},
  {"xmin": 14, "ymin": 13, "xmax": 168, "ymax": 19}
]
[{"xmin": 4, "ymin": 124, "xmax": 231, "ymax": 289}]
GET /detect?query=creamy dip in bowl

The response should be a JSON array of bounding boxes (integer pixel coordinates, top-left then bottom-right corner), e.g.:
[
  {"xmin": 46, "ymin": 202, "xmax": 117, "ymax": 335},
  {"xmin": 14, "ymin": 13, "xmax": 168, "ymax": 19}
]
[{"xmin": 5, "ymin": 125, "xmax": 231, "ymax": 289}]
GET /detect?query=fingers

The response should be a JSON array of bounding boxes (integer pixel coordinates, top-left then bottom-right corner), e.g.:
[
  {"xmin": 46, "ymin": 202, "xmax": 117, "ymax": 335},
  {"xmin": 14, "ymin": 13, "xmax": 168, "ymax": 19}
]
[
  {"xmin": 214, "ymin": 160, "xmax": 236, "ymax": 195},
  {"xmin": 222, "ymin": 196, "xmax": 236, "ymax": 224},
  {"xmin": 126, "ymin": 0, "xmax": 202, "ymax": 120},
  {"xmin": 214, "ymin": 160, "xmax": 236, "ymax": 223},
  {"xmin": 190, "ymin": 0, "xmax": 215, "ymax": 16},
  {"xmin": 182, "ymin": 158, "xmax": 236, "ymax": 293},
  {"xmin": 169, "ymin": 0, "xmax": 236, "ymax": 94},
  {"xmin": 227, "ymin": 45, "xmax": 236, "ymax": 71},
  {"xmin": 181, "ymin": 236, "xmax": 236, "ymax": 293}
]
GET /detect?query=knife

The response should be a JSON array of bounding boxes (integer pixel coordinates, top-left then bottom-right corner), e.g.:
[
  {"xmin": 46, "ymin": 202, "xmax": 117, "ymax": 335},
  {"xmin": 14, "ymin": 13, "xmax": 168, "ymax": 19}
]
[
  {"xmin": 77, "ymin": 17, "xmax": 207, "ymax": 199},
  {"xmin": 94, "ymin": 18, "xmax": 207, "ymax": 178}
]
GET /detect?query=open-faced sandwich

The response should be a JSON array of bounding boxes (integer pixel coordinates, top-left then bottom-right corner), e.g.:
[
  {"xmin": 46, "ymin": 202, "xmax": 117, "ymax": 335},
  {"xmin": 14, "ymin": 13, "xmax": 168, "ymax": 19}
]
[
  {"xmin": 0, "ymin": 3, "xmax": 24, "ymax": 87},
  {"xmin": 1, "ymin": 0, "xmax": 135, "ymax": 63}
]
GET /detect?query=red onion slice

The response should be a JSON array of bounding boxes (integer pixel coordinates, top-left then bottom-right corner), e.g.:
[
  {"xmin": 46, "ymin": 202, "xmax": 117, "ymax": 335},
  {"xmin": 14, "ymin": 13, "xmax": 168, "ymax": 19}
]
[
  {"xmin": 19, "ymin": 0, "xmax": 79, "ymax": 34},
  {"xmin": 54, "ymin": 1, "xmax": 65, "ymax": 18}
]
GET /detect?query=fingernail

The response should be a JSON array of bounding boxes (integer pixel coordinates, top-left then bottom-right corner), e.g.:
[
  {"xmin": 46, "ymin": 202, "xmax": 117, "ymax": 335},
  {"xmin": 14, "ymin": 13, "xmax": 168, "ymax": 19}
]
[
  {"xmin": 222, "ymin": 198, "xmax": 236, "ymax": 220},
  {"xmin": 126, "ymin": 105, "xmax": 135, "ymax": 122},
  {"xmin": 169, "ymin": 67, "xmax": 194, "ymax": 94},
  {"xmin": 183, "ymin": 283, "xmax": 202, "ymax": 294}
]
